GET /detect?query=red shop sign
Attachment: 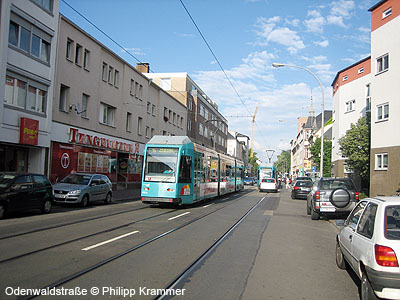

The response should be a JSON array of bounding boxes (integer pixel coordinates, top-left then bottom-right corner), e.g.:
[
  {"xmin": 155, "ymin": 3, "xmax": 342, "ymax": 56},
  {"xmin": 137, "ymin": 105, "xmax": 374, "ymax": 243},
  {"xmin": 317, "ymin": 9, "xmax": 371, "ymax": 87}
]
[{"xmin": 19, "ymin": 117, "xmax": 39, "ymax": 145}]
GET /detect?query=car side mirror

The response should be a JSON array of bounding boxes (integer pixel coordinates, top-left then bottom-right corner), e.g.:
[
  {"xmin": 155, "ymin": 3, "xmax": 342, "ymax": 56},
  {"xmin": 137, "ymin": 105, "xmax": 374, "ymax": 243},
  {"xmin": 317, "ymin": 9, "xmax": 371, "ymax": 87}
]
[{"xmin": 336, "ymin": 220, "xmax": 345, "ymax": 227}]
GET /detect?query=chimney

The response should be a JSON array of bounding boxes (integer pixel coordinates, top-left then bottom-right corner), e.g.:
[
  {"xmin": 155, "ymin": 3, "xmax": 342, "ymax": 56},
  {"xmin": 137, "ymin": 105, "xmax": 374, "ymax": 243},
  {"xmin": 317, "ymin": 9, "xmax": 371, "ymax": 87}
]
[{"xmin": 136, "ymin": 63, "xmax": 149, "ymax": 73}]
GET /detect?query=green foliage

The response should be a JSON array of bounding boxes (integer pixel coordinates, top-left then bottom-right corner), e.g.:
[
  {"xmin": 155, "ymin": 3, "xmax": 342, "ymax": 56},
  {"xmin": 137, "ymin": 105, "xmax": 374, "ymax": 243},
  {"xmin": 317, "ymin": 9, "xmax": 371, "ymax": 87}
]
[
  {"xmin": 248, "ymin": 151, "xmax": 259, "ymax": 176},
  {"xmin": 310, "ymin": 137, "xmax": 332, "ymax": 177},
  {"xmin": 275, "ymin": 150, "xmax": 291, "ymax": 174},
  {"xmin": 339, "ymin": 116, "xmax": 370, "ymax": 182}
]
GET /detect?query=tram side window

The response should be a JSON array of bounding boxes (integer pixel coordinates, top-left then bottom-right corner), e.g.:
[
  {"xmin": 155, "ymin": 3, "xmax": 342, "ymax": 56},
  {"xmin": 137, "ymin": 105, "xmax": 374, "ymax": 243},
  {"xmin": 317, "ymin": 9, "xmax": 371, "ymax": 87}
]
[{"xmin": 178, "ymin": 155, "xmax": 192, "ymax": 183}]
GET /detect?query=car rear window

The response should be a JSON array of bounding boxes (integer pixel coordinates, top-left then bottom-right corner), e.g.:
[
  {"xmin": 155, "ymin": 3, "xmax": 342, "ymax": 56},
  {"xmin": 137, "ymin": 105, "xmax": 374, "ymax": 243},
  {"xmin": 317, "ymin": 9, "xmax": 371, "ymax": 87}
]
[
  {"xmin": 262, "ymin": 179, "xmax": 275, "ymax": 183},
  {"xmin": 0, "ymin": 174, "xmax": 17, "ymax": 188},
  {"xmin": 295, "ymin": 181, "xmax": 313, "ymax": 187},
  {"xmin": 385, "ymin": 206, "xmax": 400, "ymax": 240},
  {"xmin": 320, "ymin": 179, "xmax": 355, "ymax": 190}
]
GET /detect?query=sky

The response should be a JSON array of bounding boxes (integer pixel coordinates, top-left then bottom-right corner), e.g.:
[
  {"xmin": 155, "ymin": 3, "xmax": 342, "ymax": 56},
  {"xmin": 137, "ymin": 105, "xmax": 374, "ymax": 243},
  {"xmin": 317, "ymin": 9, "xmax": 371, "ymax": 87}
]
[{"xmin": 59, "ymin": 0, "xmax": 375, "ymax": 164}]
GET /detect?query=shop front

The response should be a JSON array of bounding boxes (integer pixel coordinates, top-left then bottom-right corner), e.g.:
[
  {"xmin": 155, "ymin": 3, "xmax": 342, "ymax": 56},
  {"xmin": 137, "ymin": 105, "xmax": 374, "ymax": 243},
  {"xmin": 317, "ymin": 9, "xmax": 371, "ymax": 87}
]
[{"xmin": 50, "ymin": 124, "xmax": 144, "ymax": 189}]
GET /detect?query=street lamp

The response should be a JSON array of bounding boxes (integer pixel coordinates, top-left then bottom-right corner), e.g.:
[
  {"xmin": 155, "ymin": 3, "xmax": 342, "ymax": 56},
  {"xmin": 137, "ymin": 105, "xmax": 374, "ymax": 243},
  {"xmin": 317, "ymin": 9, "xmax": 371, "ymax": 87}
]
[{"xmin": 272, "ymin": 62, "xmax": 325, "ymax": 178}]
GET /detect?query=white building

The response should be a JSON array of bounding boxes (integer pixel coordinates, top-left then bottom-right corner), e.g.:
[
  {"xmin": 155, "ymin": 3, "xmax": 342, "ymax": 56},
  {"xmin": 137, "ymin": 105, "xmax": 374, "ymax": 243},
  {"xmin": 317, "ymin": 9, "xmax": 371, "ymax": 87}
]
[
  {"xmin": 0, "ymin": 0, "xmax": 59, "ymax": 174},
  {"xmin": 369, "ymin": 0, "xmax": 400, "ymax": 196},
  {"xmin": 331, "ymin": 57, "xmax": 371, "ymax": 178}
]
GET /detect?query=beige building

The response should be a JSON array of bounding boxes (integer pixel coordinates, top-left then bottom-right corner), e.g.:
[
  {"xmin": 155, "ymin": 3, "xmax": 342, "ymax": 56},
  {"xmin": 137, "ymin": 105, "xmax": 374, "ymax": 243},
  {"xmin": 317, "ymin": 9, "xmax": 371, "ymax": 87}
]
[
  {"xmin": 144, "ymin": 72, "xmax": 228, "ymax": 154},
  {"xmin": 0, "ymin": 0, "xmax": 59, "ymax": 175},
  {"xmin": 369, "ymin": 0, "xmax": 400, "ymax": 196},
  {"xmin": 50, "ymin": 15, "xmax": 186, "ymax": 188}
]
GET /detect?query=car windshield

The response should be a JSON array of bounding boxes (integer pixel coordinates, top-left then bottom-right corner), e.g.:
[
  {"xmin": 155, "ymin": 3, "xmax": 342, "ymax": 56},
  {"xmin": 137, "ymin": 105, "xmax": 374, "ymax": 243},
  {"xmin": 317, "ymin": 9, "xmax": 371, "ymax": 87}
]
[
  {"xmin": 320, "ymin": 179, "xmax": 355, "ymax": 190},
  {"xmin": 60, "ymin": 174, "xmax": 91, "ymax": 185},
  {"xmin": 385, "ymin": 206, "xmax": 400, "ymax": 240},
  {"xmin": 0, "ymin": 174, "xmax": 17, "ymax": 188},
  {"xmin": 262, "ymin": 179, "xmax": 275, "ymax": 183},
  {"xmin": 295, "ymin": 181, "xmax": 313, "ymax": 187}
]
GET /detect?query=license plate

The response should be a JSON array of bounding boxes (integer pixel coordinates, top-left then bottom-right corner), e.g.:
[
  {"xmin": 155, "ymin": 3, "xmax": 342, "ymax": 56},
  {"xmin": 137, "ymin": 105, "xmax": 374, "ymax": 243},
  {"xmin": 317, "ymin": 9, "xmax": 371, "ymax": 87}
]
[
  {"xmin": 301, "ymin": 188, "xmax": 310, "ymax": 191},
  {"xmin": 56, "ymin": 194, "xmax": 66, "ymax": 199},
  {"xmin": 320, "ymin": 207, "xmax": 336, "ymax": 212}
]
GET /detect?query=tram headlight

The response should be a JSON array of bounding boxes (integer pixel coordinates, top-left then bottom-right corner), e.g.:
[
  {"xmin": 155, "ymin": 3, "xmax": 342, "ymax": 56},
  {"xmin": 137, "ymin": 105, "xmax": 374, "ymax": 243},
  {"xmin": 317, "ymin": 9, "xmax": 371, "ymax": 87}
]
[{"xmin": 167, "ymin": 188, "xmax": 175, "ymax": 192}]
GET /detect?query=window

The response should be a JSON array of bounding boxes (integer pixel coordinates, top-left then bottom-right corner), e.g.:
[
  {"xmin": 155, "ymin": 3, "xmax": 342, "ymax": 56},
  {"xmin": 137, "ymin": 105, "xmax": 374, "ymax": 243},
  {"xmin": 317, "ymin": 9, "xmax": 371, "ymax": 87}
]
[
  {"xmin": 342, "ymin": 75, "xmax": 348, "ymax": 81},
  {"xmin": 366, "ymin": 84, "xmax": 371, "ymax": 112},
  {"xmin": 114, "ymin": 70, "xmax": 119, "ymax": 87},
  {"xmin": 81, "ymin": 94, "xmax": 89, "ymax": 117},
  {"xmin": 147, "ymin": 102, "xmax": 151, "ymax": 114},
  {"xmin": 164, "ymin": 107, "xmax": 168, "ymax": 121},
  {"xmin": 205, "ymin": 109, "xmax": 209, "ymax": 120},
  {"xmin": 345, "ymin": 100, "xmax": 355, "ymax": 112},
  {"xmin": 383, "ymin": 7, "xmax": 392, "ymax": 19},
  {"xmin": 146, "ymin": 126, "xmax": 150, "ymax": 138},
  {"xmin": 83, "ymin": 49, "xmax": 90, "ymax": 69},
  {"xmin": 126, "ymin": 112, "xmax": 132, "ymax": 132},
  {"xmin": 357, "ymin": 203, "xmax": 377, "ymax": 239},
  {"xmin": 59, "ymin": 85, "xmax": 69, "ymax": 111},
  {"xmin": 66, "ymin": 39, "xmax": 73, "ymax": 60},
  {"xmin": 31, "ymin": 0, "xmax": 53, "ymax": 12},
  {"xmin": 137, "ymin": 117, "xmax": 143, "ymax": 135},
  {"xmin": 9, "ymin": 19, "xmax": 51, "ymax": 63},
  {"xmin": 200, "ymin": 104, "xmax": 205, "ymax": 117},
  {"xmin": 138, "ymin": 84, "xmax": 143, "ymax": 100},
  {"xmin": 376, "ymin": 153, "xmax": 388, "ymax": 170},
  {"xmin": 188, "ymin": 98, "xmax": 193, "ymax": 110},
  {"xmin": 130, "ymin": 79, "xmax": 135, "ymax": 96},
  {"xmin": 385, "ymin": 206, "xmax": 400, "ymax": 240},
  {"xmin": 135, "ymin": 82, "xmax": 139, "ymax": 97},
  {"xmin": 160, "ymin": 78, "xmax": 171, "ymax": 90},
  {"xmin": 99, "ymin": 103, "xmax": 115, "ymax": 126},
  {"xmin": 377, "ymin": 103, "xmax": 389, "ymax": 121},
  {"xmin": 358, "ymin": 67, "xmax": 364, "ymax": 74},
  {"xmin": 75, "ymin": 44, "xmax": 82, "ymax": 65},
  {"xmin": 178, "ymin": 156, "xmax": 192, "ymax": 183},
  {"xmin": 4, "ymin": 74, "xmax": 46, "ymax": 113},
  {"xmin": 173, "ymin": 112, "xmax": 176, "ymax": 125},
  {"xmin": 345, "ymin": 201, "xmax": 367, "ymax": 231},
  {"xmin": 102, "ymin": 63, "xmax": 108, "ymax": 81},
  {"xmin": 199, "ymin": 123, "xmax": 203, "ymax": 136},
  {"xmin": 108, "ymin": 66, "xmax": 114, "ymax": 84},
  {"xmin": 377, "ymin": 54, "xmax": 389, "ymax": 74},
  {"xmin": 152, "ymin": 104, "xmax": 156, "ymax": 116},
  {"xmin": 151, "ymin": 128, "xmax": 154, "ymax": 137}
]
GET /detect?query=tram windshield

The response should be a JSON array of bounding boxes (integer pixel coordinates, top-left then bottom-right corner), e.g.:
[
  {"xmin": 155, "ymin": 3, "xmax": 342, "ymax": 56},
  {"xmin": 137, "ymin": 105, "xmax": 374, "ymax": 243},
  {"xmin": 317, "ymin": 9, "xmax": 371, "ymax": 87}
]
[{"xmin": 144, "ymin": 147, "xmax": 178, "ymax": 183}]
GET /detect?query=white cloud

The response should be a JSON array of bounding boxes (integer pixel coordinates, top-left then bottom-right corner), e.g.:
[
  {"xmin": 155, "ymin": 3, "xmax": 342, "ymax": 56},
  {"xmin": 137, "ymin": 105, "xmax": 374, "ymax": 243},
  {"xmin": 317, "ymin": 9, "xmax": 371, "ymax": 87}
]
[
  {"xmin": 307, "ymin": 64, "xmax": 331, "ymax": 72},
  {"xmin": 327, "ymin": 15, "xmax": 345, "ymax": 27},
  {"xmin": 327, "ymin": 0, "xmax": 355, "ymax": 28},
  {"xmin": 314, "ymin": 40, "xmax": 329, "ymax": 47},
  {"xmin": 304, "ymin": 15, "xmax": 325, "ymax": 33},
  {"xmin": 286, "ymin": 18, "xmax": 300, "ymax": 27}
]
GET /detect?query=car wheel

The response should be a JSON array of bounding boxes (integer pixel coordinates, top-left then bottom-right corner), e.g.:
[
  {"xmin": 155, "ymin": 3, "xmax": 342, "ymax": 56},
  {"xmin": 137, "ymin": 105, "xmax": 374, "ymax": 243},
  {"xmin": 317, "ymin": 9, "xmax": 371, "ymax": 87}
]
[
  {"xmin": 104, "ymin": 192, "xmax": 112, "ymax": 204},
  {"xmin": 336, "ymin": 241, "xmax": 347, "ymax": 270},
  {"xmin": 81, "ymin": 195, "xmax": 89, "ymax": 207},
  {"xmin": 311, "ymin": 209, "xmax": 319, "ymax": 220},
  {"xmin": 361, "ymin": 273, "xmax": 378, "ymax": 300},
  {"xmin": 0, "ymin": 204, "xmax": 6, "ymax": 219},
  {"xmin": 41, "ymin": 199, "xmax": 52, "ymax": 214},
  {"xmin": 291, "ymin": 193, "xmax": 295, "ymax": 199},
  {"xmin": 307, "ymin": 203, "xmax": 311, "ymax": 215}
]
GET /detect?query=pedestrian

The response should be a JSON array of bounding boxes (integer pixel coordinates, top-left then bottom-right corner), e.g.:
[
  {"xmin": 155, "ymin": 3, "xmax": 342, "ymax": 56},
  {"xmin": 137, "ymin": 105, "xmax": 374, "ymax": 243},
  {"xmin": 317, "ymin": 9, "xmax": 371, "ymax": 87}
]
[{"xmin": 286, "ymin": 177, "xmax": 290, "ymax": 189}]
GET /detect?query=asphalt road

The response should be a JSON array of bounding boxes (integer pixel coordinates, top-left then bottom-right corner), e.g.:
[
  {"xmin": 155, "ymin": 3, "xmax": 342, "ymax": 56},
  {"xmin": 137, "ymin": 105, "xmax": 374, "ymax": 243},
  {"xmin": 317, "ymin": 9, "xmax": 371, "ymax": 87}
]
[{"xmin": 0, "ymin": 187, "xmax": 360, "ymax": 300}]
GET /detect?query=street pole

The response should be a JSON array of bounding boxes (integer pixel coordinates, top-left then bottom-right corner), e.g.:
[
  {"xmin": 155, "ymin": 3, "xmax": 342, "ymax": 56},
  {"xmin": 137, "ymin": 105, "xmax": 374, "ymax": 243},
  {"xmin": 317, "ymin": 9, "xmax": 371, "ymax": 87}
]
[{"xmin": 272, "ymin": 63, "xmax": 325, "ymax": 178}]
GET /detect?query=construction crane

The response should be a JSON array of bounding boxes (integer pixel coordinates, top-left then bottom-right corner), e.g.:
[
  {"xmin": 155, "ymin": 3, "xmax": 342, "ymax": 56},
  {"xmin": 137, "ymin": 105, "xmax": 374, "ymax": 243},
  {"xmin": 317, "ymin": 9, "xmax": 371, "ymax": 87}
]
[{"xmin": 250, "ymin": 106, "xmax": 258, "ymax": 158}]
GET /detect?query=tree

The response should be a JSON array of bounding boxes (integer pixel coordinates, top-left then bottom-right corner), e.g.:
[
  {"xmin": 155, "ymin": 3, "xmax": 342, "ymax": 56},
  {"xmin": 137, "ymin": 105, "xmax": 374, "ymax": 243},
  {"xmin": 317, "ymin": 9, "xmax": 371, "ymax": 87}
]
[
  {"xmin": 339, "ymin": 116, "xmax": 370, "ymax": 184},
  {"xmin": 248, "ymin": 152, "xmax": 259, "ymax": 176},
  {"xmin": 275, "ymin": 150, "xmax": 291, "ymax": 174},
  {"xmin": 310, "ymin": 138, "xmax": 332, "ymax": 177}
]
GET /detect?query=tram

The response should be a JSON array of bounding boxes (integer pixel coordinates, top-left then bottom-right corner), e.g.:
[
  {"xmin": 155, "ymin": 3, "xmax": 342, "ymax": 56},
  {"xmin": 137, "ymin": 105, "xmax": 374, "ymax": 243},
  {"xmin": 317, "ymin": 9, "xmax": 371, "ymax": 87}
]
[
  {"xmin": 257, "ymin": 165, "xmax": 276, "ymax": 187},
  {"xmin": 141, "ymin": 136, "xmax": 245, "ymax": 205}
]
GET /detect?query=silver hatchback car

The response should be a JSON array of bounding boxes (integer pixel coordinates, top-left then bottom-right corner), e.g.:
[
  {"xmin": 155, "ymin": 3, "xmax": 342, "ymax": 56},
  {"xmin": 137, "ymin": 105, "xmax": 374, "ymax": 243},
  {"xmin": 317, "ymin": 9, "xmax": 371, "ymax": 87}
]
[
  {"xmin": 336, "ymin": 196, "xmax": 400, "ymax": 300},
  {"xmin": 53, "ymin": 173, "xmax": 112, "ymax": 206}
]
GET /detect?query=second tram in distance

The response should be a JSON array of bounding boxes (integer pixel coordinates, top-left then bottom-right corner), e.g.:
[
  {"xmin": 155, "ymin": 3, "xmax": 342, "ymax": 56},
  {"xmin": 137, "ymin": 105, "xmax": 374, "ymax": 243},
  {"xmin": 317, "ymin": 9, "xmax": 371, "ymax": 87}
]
[{"xmin": 141, "ymin": 136, "xmax": 245, "ymax": 205}]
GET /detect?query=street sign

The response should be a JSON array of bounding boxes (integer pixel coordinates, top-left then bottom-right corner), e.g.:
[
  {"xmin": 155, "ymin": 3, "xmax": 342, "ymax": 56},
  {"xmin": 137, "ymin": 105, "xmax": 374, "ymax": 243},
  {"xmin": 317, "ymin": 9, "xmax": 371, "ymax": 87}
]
[{"xmin": 312, "ymin": 166, "xmax": 317, "ymax": 172}]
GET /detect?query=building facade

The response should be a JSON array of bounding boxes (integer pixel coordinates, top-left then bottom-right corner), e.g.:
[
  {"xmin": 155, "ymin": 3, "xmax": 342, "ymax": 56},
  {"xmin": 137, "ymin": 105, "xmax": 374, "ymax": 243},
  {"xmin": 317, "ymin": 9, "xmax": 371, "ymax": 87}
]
[
  {"xmin": 51, "ymin": 16, "xmax": 186, "ymax": 188},
  {"xmin": 331, "ymin": 57, "xmax": 371, "ymax": 178},
  {"xmin": 0, "ymin": 0, "xmax": 59, "ymax": 175},
  {"xmin": 369, "ymin": 0, "xmax": 400, "ymax": 196},
  {"xmin": 144, "ymin": 72, "xmax": 228, "ymax": 153}
]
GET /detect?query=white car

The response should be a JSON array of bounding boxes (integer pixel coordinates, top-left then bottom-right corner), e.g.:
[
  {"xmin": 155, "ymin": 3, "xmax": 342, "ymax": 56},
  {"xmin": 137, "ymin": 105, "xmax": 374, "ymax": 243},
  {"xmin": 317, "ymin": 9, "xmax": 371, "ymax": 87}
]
[
  {"xmin": 259, "ymin": 178, "xmax": 278, "ymax": 193},
  {"xmin": 336, "ymin": 196, "xmax": 400, "ymax": 300}
]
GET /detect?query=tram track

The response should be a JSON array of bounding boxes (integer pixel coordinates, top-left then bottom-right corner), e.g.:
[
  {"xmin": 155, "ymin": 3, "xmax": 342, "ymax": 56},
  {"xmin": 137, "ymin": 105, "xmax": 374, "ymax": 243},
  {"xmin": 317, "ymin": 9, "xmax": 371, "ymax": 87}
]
[{"xmin": 18, "ymin": 189, "xmax": 254, "ymax": 300}]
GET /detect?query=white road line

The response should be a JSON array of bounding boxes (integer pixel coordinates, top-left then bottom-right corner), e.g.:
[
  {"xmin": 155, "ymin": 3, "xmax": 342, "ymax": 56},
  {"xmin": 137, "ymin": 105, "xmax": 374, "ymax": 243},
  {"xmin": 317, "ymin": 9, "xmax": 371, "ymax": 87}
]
[
  {"xmin": 168, "ymin": 212, "xmax": 191, "ymax": 221},
  {"xmin": 81, "ymin": 230, "xmax": 140, "ymax": 251},
  {"xmin": 202, "ymin": 204, "xmax": 214, "ymax": 208}
]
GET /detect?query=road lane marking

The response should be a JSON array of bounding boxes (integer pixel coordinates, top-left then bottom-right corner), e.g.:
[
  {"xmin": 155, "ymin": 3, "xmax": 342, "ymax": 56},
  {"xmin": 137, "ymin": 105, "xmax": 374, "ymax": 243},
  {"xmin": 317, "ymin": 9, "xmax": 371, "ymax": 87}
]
[
  {"xmin": 168, "ymin": 212, "xmax": 191, "ymax": 220},
  {"xmin": 202, "ymin": 204, "xmax": 214, "ymax": 208},
  {"xmin": 81, "ymin": 230, "xmax": 140, "ymax": 251},
  {"xmin": 264, "ymin": 210, "xmax": 274, "ymax": 216}
]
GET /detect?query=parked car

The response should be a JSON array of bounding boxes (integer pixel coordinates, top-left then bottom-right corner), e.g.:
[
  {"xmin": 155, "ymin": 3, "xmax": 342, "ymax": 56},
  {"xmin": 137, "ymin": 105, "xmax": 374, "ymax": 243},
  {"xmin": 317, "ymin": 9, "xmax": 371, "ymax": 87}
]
[
  {"xmin": 53, "ymin": 173, "xmax": 112, "ymax": 207},
  {"xmin": 244, "ymin": 177, "xmax": 254, "ymax": 186},
  {"xmin": 291, "ymin": 180, "xmax": 313, "ymax": 199},
  {"xmin": 307, "ymin": 177, "xmax": 359, "ymax": 220},
  {"xmin": 0, "ymin": 172, "xmax": 53, "ymax": 219},
  {"xmin": 259, "ymin": 178, "xmax": 278, "ymax": 193},
  {"xmin": 336, "ymin": 196, "xmax": 400, "ymax": 300}
]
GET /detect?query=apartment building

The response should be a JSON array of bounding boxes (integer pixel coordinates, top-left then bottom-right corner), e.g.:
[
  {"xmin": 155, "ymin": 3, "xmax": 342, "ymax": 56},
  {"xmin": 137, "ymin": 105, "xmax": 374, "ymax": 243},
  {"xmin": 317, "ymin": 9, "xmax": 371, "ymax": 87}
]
[
  {"xmin": 144, "ymin": 72, "xmax": 228, "ymax": 154},
  {"xmin": 50, "ymin": 16, "xmax": 186, "ymax": 187},
  {"xmin": 227, "ymin": 130, "xmax": 250, "ymax": 170},
  {"xmin": 369, "ymin": 0, "xmax": 400, "ymax": 196},
  {"xmin": 331, "ymin": 57, "xmax": 371, "ymax": 178},
  {"xmin": 0, "ymin": 0, "xmax": 59, "ymax": 175}
]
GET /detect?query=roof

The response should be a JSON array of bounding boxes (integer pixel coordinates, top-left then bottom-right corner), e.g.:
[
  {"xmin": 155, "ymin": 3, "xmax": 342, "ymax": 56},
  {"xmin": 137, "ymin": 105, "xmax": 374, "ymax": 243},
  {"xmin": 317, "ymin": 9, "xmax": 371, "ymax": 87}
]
[
  {"xmin": 372, "ymin": 196, "xmax": 400, "ymax": 203},
  {"xmin": 147, "ymin": 135, "xmax": 193, "ymax": 145},
  {"xmin": 368, "ymin": 0, "xmax": 389, "ymax": 12},
  {"xmin": 331, "ymin": 56, "xmax": 371, "ymax": 86}
]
